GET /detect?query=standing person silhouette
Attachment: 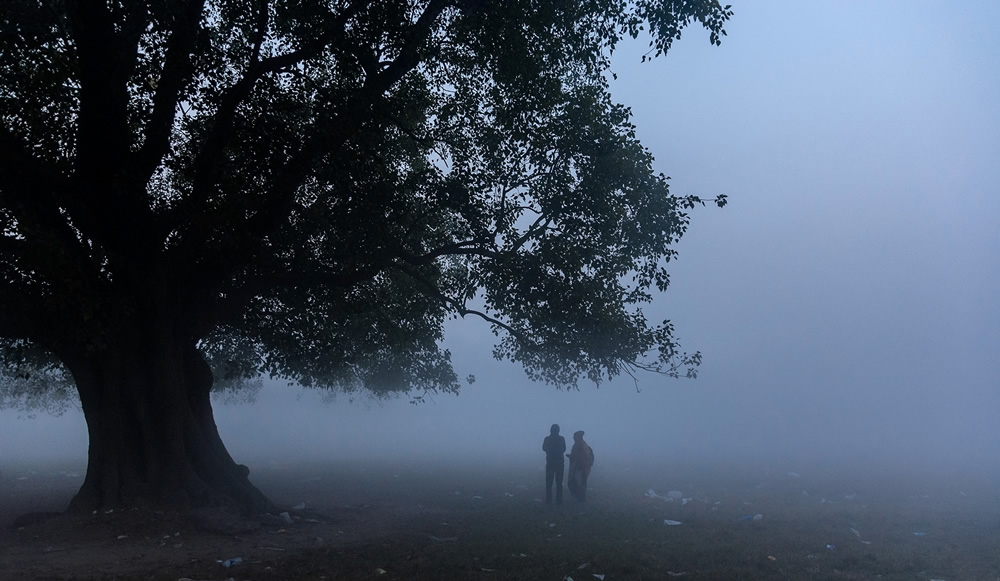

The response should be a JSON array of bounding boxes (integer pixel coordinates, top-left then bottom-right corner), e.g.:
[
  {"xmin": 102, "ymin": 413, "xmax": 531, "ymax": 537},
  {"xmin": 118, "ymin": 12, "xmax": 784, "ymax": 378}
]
[
  {"xmin": 542, "ymin": 424, "xmax": 566, "ymax": 504},
  {"xmin": 567, "ymin": 430, "xmax": 595, "ymax": 502}
]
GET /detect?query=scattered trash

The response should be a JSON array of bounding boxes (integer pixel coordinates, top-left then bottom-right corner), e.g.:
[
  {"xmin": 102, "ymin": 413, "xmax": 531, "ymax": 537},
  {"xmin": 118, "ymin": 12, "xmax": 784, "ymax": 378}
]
[
  {"xmin": 279, "ymin": 512, "xmax": 293, "ymax": 524},
  {"xmin": 578, "ymin": 563, "xmax": 589, "ymax": 570},
  {"xmin": 663, "ymin": 519, "xmax": 683, "ymax": 526},
  {"xmin": 504, "ymin": 492, "xmax": 515, "ymax": 497},
  {"xmin": 292, "ymin": 502, "xmax": 306, "ymax": 510},
  {"xmin": 667, "ymin": 490, "xmax": 683, "ymax": 500},
  {"xmin": 428, "ymin": 535, "xmax": 458, "ymax": 543},
  {"xmin": 860, "ymin": 540, "xmax": 872, "ymax": 545},
  {"xmin": 787, "ymin": 472, "xmax": 801, "ymax": 478},
  {"xmin": 681, "ymin": 498, "xmax": 691, "ymax": 506},
  {"xmin": 645, "ymin": 489, "xmax": 669, "ymax": 501},
  {"xmin": 116, "ymin": 535, "xmax": 128, "ymax": 540},
  {"xmin": 850, "ymin": 528, "xmax": 861, "ymax": 538},
  {"xmin": 593, "ymin": 575, "xmax": 605, "ymax": 580},
  {"xmin": 481, "ymin": 568, "xmax": 496, "ymax": 572},
  {"xmin": 472, "ymin": 495, "xmax": 483, "ymax": 499},
  {"xmin": 826, "ymin": 544, "xmax": 836, "ymax": 551},
  {"xmin": 767, "ymin": 555, "xmax": 777, "ymax": 561},
  {"xmin": 912, "ymin": 532, "xmax": 927, "ymax": 536},
  {"xmin": 376, "ymin": 568, "xmax": 387, "ymax": 575},
  {"xmin": 219, "ymin": 557, "xmax": 243, "ymax": 567},
  {"xmin": 666, "ymin": 571, "xmax": 687, "ymax": 577},
  {"xmin": 549, "ymin": 523, "xmax": 557, "ymax": 528},
  {"xmin": 752, "ymin": 514, "xmax": 763, "ymax": 521},
  {"xmin": 844, "ymin": 494, "xmax": 857, "ymax": 501}
]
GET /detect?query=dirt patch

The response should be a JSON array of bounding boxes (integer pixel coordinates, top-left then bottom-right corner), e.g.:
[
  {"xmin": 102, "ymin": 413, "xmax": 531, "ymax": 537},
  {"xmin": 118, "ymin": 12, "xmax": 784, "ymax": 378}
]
[{"xmin": 0, "ymin": 460, "xmax": 462, "ymax": 580}]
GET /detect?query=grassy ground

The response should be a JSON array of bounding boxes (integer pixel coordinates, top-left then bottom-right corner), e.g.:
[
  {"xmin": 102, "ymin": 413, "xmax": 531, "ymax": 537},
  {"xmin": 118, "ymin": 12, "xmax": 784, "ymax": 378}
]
[{"xmin": 4, "ymin": 457, "xmax": 1000, "ymax": 580}]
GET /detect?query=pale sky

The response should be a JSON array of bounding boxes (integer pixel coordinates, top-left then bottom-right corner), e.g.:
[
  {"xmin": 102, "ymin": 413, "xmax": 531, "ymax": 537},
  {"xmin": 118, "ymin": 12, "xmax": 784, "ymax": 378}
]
[{"xmin": 2, "ymin": 1, "xmax": 998, "ymax": 475}]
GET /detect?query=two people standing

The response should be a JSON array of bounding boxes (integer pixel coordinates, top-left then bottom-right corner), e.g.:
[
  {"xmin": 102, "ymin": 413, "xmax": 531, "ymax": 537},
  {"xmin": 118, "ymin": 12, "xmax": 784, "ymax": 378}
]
[{"xmin": 542, "ymin": 424, "xmax": 594, "ymax": 504}]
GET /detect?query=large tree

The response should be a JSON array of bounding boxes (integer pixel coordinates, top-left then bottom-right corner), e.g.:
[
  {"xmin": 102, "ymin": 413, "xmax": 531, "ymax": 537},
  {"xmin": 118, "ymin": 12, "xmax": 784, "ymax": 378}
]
[{"xmin": 0, "ymin": 0, "xmax": 730, "ymax": 513}]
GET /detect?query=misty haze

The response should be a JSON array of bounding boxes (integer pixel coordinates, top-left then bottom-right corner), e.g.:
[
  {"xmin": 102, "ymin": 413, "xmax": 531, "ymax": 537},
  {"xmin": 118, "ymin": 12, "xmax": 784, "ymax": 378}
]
[{"xmin": 2, "ymin": 1, "xmax": 998, "ymax": 580}]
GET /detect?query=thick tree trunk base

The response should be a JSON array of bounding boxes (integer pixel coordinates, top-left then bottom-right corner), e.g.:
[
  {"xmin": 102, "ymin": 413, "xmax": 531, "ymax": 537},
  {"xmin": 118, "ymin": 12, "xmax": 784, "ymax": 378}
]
[{"xmin": 65, "ymin": 341, "xmax": 276, "ymax": 515}]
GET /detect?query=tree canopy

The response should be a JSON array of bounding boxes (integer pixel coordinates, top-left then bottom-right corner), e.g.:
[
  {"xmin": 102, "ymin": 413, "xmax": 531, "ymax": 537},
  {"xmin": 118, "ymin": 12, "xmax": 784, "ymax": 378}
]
[{"xmin": 0, "ymin": 0, "xmax": 730, "ymax": 511}]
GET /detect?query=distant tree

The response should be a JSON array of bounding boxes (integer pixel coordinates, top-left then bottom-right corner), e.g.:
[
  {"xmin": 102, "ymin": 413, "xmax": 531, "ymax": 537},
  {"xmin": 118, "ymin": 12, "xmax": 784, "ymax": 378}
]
[{"xmin": 0, "ymin": 0, "xmax": 730, "ymax": 513}]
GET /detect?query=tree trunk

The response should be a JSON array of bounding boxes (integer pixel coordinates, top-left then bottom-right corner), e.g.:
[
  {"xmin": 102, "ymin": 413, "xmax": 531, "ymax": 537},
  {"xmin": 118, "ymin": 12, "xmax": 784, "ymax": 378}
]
[{"xmin": 62, "ymin": 323, "xmax": 273, "ymax": 515}]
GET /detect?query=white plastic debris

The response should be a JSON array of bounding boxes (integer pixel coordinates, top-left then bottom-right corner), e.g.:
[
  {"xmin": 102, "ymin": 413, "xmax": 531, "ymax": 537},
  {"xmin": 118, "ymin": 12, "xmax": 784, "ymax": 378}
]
[
  {"xmin": 504, "ymin": 492, "xmax": 515, "ymax": 497},
  {"xmin": 666, "ymin": 571, "xmax": 687, "ymax": 577},
  {"xmin": 292, "ymin": 502, "xmax": 306, "ymax": 510},
  {"xmin": 219, "ymin": 557, "xmax": 243, "ymax": 567},
  {"xmin": 664, "ymin": 519, "xmax": 683, "ymax": 526},
  {"xmin": 787, "ymin": 472, "xmax": 801, "ymax": 478},
  {"xmin": 681, "ymin": 498, "xmax": 691, "ymax": 506},
  {"xmin": 850, "ymin": 528, "xmax": 861, "ymax": 538},
  {"xmin": 826, "ymin": 544, "xmax": 836, "ymax": 551},
  {"xmin": 279, "ymin": 511, "xmax": 293, "ymax": 524},
  {"xmin": 666, "ymin": 490, "xmax": 683, "ymax": 499},
  {"xmin": 593, "ymin": 575, "xmax": 605, "ymax": 580},
  {"xmin": 752, "ymin": 514, "xmax": 763, "ymax": 521}
]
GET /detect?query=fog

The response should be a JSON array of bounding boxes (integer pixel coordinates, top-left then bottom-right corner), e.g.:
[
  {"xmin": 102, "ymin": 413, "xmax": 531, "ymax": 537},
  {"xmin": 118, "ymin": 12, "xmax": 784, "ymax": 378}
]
[{"xmin": 2, "ymin": 1, "xmax": 998, "ymax": 481}]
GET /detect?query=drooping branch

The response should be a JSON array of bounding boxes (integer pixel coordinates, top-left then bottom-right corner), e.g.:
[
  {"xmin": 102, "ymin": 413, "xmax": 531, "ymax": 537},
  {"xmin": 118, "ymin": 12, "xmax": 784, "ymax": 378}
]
[{"xmin": 393, "ymin": 260, "xmax": 533, "ymax": 348}]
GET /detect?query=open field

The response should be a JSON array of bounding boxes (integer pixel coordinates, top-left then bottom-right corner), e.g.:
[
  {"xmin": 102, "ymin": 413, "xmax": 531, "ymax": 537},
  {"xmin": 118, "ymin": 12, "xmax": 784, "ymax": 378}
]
[{"xmin": 2, "ymin": 457, "xmax": 999, "ymax": 580}]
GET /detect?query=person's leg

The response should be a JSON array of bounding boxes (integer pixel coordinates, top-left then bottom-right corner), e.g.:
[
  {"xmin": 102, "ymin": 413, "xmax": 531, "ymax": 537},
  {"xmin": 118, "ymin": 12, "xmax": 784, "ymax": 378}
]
[
  {"xmin": 579, "ymin": 473, "xmax": 588, "ymax": 501},
  {"xmin": 554, "ymin": 462, "xmax": 564, "ymax": 504},
  {"xmin": 545, "ymin": 464, "xmax": 554, "ymax": 503}
]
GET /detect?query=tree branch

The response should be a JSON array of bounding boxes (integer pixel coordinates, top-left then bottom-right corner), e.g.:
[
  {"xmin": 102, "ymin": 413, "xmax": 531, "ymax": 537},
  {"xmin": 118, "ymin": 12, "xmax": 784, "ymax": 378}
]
[
  {"xmin": 234, "ymin": 0, "xmax": 456, "ymax": 242},
  {"xmin": 392, "ymin": 262, "xmax": 533, "ymax": 347},
  {"xmin": 133, "ymin": 0, "xmax": 207, "ymax": 190}
]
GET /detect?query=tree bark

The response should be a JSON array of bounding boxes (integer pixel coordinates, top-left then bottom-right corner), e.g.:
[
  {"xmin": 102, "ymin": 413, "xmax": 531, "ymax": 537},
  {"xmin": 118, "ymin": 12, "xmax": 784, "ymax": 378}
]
[{"xmin": 62, "ymin": 323, "xmax": 272, "ymax": 515}]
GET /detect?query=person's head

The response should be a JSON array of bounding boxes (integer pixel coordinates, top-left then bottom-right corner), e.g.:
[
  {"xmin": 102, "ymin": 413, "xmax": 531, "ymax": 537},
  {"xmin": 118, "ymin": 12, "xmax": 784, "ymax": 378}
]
[
  {"xmin": 574, "ymin": 430, "xmax": 585, "ymax": 442},
  {"xmin": 550, "ymin": 424, "xmax": 560, "ymax": 435}
]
